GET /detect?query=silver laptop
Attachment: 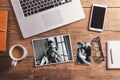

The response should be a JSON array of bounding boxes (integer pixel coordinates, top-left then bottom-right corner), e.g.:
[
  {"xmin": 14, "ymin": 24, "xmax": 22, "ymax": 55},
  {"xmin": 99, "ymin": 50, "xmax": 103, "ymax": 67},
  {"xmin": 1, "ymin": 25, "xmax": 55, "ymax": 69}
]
[{"xmin": 11, "ymin": 0, "xmax": 85, "ymax": 38}]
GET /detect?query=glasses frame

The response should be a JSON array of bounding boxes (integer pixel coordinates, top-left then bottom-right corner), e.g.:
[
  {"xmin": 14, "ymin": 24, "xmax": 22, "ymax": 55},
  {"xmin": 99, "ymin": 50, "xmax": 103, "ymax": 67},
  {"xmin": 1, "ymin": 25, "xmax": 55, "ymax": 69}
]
[{"xmin": 91, "ymin": 36, "xmax": 104, "ymax": 63}]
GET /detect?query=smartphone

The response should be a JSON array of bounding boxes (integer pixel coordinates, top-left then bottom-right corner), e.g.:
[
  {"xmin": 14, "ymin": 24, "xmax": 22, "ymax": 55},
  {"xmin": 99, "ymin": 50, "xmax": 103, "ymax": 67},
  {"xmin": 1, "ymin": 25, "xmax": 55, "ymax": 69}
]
[{"xmin": 89, "ymin": 4, "xmax": 107, "ymax": 32}]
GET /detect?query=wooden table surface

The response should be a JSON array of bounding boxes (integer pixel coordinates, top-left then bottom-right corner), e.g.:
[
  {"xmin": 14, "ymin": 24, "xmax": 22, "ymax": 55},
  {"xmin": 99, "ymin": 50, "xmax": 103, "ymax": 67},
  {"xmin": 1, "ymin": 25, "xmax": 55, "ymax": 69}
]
[{"xmin": 1, "ymin": 0, "xmax": 120, "ymax": 80}]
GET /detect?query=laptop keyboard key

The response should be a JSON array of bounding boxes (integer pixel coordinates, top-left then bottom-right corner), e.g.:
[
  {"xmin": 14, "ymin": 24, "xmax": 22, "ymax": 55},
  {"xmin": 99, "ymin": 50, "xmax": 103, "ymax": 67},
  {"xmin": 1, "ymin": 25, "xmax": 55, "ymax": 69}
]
[{"xmin": 19, "ymin": 0, "xmax": 72, "ymax": 17}]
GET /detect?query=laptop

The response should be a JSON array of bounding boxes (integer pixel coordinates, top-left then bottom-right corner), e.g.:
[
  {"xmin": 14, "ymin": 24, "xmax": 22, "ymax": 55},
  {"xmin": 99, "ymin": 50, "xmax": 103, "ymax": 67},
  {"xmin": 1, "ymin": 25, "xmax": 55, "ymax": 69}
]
[{"xmin": 11, "ymin": 0, "xmax": 85, "ymax": 38}]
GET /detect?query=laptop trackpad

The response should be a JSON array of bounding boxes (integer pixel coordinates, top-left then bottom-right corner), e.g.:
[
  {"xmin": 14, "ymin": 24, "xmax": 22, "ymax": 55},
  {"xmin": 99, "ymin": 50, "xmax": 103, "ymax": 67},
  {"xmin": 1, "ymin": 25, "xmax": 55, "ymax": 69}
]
[{"xmin": 42, "ymin": 10, "xmax": 63, "ymax": 28}]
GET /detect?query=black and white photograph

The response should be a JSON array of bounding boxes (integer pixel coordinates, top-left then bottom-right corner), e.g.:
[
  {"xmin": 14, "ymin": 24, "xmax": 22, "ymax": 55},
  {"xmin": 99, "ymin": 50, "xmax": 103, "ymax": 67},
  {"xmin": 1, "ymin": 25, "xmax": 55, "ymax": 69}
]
[
  {"xmin": 76, "ymin": 42, "xmax": 91, "ymax": 65},
  {"xmin": 32, "ymin": 34, "xmax": 73, "ymax": 67}
]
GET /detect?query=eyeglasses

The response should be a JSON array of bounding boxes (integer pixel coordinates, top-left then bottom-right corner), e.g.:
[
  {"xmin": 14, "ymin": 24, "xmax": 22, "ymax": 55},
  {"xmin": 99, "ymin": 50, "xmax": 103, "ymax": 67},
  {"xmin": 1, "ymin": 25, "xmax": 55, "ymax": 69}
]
[{"xmin": 91, "ymin": 36, "xmax": 104, "ymax": 63}]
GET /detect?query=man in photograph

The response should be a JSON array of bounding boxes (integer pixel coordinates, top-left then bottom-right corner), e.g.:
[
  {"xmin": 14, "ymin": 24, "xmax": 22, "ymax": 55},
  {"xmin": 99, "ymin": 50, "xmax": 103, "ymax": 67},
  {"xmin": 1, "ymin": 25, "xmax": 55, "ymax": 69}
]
[
  {"xmin": 46, "ymin": 40, "xmax": 63, "ymax": 63},
  {"xmin": 32, "ymin": 34, "xmax": 73, "ymax": 67}
]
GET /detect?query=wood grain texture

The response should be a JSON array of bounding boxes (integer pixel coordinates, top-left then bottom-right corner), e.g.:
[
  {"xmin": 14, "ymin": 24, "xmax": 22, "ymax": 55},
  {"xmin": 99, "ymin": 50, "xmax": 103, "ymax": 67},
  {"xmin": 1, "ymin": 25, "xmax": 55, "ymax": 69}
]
[{"xmin": 1, "ymin": 0, "xmax": 120, "ymax": 80}]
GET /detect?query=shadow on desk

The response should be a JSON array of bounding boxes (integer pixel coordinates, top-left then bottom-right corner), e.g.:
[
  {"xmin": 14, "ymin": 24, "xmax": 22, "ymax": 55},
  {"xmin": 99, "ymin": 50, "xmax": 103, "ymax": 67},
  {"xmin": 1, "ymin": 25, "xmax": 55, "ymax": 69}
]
[{"xmin": 0, "ymin": 51, "xmax": 11, "ymax": 74}]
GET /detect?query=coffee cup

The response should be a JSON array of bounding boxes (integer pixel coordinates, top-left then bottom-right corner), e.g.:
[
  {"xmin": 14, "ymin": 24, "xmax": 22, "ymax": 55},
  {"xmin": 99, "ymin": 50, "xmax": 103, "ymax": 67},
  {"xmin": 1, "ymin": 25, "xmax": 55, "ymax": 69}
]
[{"xmin": 9, "ymin": 44, "xmax": 28, "ymax": 67}]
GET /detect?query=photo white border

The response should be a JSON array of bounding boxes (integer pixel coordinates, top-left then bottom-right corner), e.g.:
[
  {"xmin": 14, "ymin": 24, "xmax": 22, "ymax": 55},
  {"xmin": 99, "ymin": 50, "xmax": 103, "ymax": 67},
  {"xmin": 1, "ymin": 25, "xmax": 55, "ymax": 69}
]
[{"xmin": 32, "ymin": 34, "xmax": 74, "ymax": 67}]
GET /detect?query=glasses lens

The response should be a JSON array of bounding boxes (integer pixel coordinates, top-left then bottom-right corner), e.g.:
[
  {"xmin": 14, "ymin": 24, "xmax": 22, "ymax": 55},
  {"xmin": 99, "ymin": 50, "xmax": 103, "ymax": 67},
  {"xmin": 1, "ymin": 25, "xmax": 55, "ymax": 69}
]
[
  {"xmin": 92, "ymin": 41, "xmax": 99, "ymax": 48},
  {"xmin": 93, "ymin": 50, "xmax": 104, "ymax": 62},
  {"xmin": 96, "ymin": 50, "xmax": 101, "ymax": 58},
  {"xmin": 93, "ymin": 50, "xmax": 100, "ymax": 60}
]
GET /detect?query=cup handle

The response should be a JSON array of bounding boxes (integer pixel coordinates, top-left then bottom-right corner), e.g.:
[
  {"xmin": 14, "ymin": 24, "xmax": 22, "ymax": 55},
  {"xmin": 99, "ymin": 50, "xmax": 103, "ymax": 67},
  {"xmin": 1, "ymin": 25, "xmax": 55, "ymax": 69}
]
[{"xmin": 11, "ymin": 60, "xmax": 17, "ymax": 67}]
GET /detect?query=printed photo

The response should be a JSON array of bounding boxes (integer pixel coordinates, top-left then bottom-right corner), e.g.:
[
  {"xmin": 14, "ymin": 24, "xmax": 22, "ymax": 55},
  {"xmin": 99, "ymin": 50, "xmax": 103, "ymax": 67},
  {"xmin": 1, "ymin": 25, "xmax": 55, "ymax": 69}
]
[
  {"xmin": 32, "ymin": 34, "xmax": 73, "ymax": 67},
  {"xmin": 76, "ymin": 42, "xmax": 91, "ymax": 65}
]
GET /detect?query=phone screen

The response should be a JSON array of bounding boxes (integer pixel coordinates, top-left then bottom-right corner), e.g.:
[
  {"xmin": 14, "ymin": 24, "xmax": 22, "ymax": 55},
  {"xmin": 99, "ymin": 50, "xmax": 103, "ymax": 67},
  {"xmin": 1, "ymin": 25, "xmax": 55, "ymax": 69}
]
[{"xmin": 91, "ymin": 6, "xmax": 106, "ymax": 29}]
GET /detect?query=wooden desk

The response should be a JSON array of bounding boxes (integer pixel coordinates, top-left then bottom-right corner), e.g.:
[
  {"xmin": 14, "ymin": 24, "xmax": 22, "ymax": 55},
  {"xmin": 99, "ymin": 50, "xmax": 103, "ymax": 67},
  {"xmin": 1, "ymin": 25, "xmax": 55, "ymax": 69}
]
[{"xmin": 1, "ymin": 0, "xmax": 120, "ymax": 80}]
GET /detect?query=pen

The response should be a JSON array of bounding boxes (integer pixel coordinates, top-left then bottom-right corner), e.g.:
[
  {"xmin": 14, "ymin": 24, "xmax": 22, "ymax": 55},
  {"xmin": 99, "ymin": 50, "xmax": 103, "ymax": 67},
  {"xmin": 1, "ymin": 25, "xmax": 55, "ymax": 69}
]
[{"xmin": 110, "ymin": 48, "xmax": 113, "ymax": 64}]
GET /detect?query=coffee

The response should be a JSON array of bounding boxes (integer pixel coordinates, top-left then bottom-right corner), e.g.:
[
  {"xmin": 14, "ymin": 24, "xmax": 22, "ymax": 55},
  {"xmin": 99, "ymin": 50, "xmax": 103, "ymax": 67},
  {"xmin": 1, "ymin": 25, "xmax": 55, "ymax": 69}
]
[{"xmin": 12, "ymin": 46, "xmax": 24, "ymax": 59}]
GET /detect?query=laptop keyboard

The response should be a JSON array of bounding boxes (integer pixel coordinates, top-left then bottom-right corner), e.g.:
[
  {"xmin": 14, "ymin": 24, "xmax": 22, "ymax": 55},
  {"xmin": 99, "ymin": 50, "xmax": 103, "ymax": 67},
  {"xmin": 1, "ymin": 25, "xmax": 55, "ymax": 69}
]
[{"xmin": 19, "ymin": 0, "xmax": 72, "ymax": 17}]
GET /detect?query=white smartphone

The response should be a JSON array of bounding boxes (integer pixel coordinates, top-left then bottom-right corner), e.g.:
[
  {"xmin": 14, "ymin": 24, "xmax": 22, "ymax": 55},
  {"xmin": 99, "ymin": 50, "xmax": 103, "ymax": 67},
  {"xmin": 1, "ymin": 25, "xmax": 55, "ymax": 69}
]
[{"xmin": 89, "ymin": 4, "xmax": 107, "ymax": 32}]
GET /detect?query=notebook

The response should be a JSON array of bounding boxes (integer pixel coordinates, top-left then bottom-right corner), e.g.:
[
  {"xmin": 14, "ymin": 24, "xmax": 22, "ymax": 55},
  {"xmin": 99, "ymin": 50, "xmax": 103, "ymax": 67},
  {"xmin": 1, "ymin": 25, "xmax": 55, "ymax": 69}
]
[
  {"xmin": 0, "ymin": 11, "xmax": 8, "ymax": 51},
  {"xmin": 107, "ymin": 41, "xmax": 120, "ymax": 69}
]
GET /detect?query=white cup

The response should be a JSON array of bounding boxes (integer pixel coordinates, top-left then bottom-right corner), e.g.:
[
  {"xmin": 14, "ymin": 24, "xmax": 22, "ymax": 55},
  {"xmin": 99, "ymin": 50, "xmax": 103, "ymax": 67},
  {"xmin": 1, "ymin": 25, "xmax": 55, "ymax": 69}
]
[{"xmin": 9, "ymin": 44, "xmax": 28, "ymax": 67}]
